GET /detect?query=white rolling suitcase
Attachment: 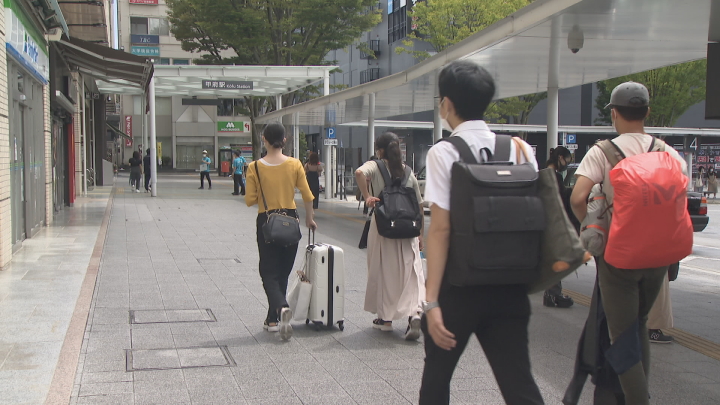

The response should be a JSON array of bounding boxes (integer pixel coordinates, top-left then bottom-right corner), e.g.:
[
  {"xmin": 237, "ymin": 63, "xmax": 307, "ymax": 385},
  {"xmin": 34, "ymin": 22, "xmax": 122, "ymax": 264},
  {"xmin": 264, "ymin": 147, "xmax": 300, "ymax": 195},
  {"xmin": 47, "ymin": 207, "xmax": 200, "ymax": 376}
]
[{"xmin": 305, "ymin": 232, "xmax": 345, "ymax": 331}]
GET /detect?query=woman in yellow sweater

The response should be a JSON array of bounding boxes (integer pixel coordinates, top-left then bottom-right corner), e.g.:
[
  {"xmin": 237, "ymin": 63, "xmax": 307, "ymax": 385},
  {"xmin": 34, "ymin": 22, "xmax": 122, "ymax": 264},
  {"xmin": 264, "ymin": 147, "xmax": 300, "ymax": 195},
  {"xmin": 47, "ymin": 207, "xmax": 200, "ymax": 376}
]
[{"xmin": 245, "ymin": 123, "xmax": 317, "ymax": 340}]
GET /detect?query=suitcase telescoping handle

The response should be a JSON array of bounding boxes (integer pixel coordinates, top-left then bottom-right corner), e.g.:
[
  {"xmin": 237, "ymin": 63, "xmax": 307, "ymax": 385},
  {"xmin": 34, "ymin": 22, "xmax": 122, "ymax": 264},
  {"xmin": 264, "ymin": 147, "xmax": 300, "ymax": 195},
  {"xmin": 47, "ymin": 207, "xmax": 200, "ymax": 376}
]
[{"xmin": 308, "ymin": 229, "xmax": 315, "ymax": 245}]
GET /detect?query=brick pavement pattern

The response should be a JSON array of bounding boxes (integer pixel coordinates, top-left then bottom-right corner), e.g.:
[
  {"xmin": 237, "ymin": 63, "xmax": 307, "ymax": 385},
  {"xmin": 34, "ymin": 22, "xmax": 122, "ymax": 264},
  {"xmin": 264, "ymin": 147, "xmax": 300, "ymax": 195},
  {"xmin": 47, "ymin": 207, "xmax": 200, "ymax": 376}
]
[{"xmin": 68, "ymin": 176, "xmax": 720, "ymax": 405}]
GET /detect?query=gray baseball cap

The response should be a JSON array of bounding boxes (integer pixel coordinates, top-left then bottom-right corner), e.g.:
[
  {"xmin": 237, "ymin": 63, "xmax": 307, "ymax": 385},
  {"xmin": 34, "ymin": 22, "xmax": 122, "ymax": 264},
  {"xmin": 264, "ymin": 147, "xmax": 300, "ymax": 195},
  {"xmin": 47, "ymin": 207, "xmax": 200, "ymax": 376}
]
[{"xmin": 606, "ymin": 82, "xmax": 650, "ymax": 109}]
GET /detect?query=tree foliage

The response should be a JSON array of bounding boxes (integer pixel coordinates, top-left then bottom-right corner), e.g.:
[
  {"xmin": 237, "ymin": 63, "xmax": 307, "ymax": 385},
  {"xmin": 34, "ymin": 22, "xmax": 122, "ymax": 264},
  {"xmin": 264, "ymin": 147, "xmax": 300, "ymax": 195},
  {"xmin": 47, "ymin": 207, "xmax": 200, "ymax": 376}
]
[
  {"xmin": 397, "ymin": 0, "xmax": 530, "ymax": 59},
  {"xmin": 166, "ymin": 0, "xmax": 381, "ymax": 158},
  {"xmin": 397, "ymin": 0, "xmax": 542, "ymax": 128},
  {"xmin": 595, "ymin": 60, "xmax": 707, "ymax": 127}
]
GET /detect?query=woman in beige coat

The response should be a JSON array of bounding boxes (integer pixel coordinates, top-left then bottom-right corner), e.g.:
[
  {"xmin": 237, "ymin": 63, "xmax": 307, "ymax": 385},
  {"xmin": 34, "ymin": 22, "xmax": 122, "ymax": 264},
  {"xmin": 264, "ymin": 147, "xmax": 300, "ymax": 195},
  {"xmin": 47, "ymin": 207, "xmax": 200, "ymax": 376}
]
[{"xmin": 355, "ymin": 132, "xmax": 426, "ymax": 340}]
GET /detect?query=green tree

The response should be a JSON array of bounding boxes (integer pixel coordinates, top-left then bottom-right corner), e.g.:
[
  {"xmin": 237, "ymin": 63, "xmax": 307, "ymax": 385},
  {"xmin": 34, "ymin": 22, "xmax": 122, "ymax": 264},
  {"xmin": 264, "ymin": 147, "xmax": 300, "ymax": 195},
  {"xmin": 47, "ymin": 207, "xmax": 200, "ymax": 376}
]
[
  {"xmin": 595, "ymin": 60, "xmax": 707, "ymax": 127},
  {"xmin": 397, "ymin": 0, "xmax": 543, "ymax": 128},
  {"xmin": 166, "ymin": 0, "xmax": 381, "ymax": 158}
]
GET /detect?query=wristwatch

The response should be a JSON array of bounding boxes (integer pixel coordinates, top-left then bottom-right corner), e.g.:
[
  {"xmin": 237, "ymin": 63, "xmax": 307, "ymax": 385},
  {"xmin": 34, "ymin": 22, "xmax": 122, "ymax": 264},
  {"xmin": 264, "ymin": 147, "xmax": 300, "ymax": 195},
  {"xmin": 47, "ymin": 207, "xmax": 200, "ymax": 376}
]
[{"xmin": 422, "ymin": 301, "xmax": 440, "ymax": 312}]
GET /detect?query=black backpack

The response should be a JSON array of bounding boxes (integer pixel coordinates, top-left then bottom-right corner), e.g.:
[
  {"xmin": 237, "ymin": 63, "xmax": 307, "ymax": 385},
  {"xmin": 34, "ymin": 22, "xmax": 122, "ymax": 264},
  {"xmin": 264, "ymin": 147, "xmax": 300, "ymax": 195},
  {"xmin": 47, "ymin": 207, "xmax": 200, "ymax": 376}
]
[
  {"xmin": 374, "ymin": 160, "xmax": 423, "ymax": 239},
  {"xmin": 442, "ymin": 135, "xmax": 545, "ymax": 286}
]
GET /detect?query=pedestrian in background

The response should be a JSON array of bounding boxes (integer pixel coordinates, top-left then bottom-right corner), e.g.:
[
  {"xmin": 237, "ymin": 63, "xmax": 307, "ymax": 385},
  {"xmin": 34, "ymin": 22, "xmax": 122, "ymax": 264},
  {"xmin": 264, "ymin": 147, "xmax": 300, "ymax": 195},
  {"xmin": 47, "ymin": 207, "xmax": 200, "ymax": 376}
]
[
  {"xmin": 143, "ymin": 148, "xmax": 152, "ymax": 193},
  {"xmin": 707, "ymin": 167, "xmax": 717, "ymax": 199},
  {"xmin": 199, "ymin": 150, "xmax": 212, "ymax": 190},
  {"xmin": 245, "ymin": 123, "xmax": 317, "ymax": 340},
  {"xmin": 694, "ymin": 166, "xmax": 705, "ymax": 193},
  {"xmin": 231, "ymin": 151, "xmax": 247, "ymax": 196},
  {"xmin": 419, "ymin": 61, "xmax": 544, "ymax": 405},
  {"xmin": 543, "ymin": 146, "xmax": 576, "ymax": 309},
  {"xmin": 355, "ymin": 133, "xmax": 425, "ymax": 341},
  {"xmin": 129, "ymin": 151, "xmax": 142, "ymax": 193},
  {"xmin": 304, "ymin": 152, "xmax": 323, "ymax": 209}
]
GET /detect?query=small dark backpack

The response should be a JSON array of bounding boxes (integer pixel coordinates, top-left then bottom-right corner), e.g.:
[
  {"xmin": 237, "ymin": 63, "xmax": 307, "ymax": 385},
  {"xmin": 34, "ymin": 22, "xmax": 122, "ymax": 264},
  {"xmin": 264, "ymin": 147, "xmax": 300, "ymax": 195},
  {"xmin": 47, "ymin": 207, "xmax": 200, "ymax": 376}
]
[
  {"xmin": 374, "ymin": 160, "xmax": 423, "ymax": 239},
  {"xmin": 442, "ymin": 135, "xmax": 545, "ymax": 286}
]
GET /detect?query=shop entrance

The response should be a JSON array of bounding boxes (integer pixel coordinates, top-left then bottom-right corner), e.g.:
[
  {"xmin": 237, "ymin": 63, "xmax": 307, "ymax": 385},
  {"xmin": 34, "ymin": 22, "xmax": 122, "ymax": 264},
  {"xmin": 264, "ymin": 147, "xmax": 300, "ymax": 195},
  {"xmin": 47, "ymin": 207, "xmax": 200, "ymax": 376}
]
[{"xmin": 176, "ymin": 144, "xmax": 214, "ymax": 170}]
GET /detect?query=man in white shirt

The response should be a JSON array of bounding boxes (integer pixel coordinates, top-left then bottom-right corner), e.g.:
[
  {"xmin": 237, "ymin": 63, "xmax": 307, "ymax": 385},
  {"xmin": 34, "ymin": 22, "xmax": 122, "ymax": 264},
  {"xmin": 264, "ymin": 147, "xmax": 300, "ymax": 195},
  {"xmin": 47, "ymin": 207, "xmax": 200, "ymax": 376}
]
[
  {"xmin": 419, "ymin": 60, "xmax": 544, "ymax": 405},
  {"xmin": 570, "ymin": 82, "xmax": 686, "ymax": 405}
]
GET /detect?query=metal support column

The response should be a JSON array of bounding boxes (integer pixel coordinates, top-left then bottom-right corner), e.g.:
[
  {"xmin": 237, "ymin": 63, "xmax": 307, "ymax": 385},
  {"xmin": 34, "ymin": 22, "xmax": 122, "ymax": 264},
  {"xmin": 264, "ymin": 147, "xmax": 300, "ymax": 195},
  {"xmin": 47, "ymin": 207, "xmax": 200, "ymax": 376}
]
[
  {"xmin": 547, "ymin": 18, "xmax": 561, "ymax": 152},
  {"xmin": 323, "ymin": 72, "xmax": 331, "ymax": 200},
  {"xmin": 368, "ymin": 93, "xmax": 375, "ymax": 159},
  {"xmin": 293, "ymin": 113, "xmax": 299, "ymax": 159},
  {"xmin": 149, "ymin": 77, "xmax": 158, "ymax": 197},
  {"xmin": 81, "ymin": 83, "xmax": 87, "ymax": 195}
]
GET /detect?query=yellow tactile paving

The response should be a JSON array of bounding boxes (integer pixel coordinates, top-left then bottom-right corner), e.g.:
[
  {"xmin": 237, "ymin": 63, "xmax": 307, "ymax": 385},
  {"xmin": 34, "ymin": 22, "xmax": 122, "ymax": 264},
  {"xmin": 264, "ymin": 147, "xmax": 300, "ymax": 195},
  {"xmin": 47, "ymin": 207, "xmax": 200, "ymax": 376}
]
[{"xmin": 564, "ymin": 288, "xmax": 720, "ymax": 362}]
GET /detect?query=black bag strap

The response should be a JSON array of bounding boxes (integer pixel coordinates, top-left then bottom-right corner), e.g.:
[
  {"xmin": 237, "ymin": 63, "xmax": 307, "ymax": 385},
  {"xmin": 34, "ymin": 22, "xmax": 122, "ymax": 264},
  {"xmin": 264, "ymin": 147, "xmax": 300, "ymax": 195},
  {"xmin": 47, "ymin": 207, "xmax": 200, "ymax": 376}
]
[
  {"xmin": 441, "ymin": 136, "xmax": 477, "ymax": 164},
  {"xmin": 254, "ymin": 161, "xmax": 270, "ymax": 213},
  {"xmin": 376, "ymin": 159, "xmax": 393, "ymax": 187},
  {"xmin": 492, "ymin": 135, "xmax": 512, "ymax": 162}
]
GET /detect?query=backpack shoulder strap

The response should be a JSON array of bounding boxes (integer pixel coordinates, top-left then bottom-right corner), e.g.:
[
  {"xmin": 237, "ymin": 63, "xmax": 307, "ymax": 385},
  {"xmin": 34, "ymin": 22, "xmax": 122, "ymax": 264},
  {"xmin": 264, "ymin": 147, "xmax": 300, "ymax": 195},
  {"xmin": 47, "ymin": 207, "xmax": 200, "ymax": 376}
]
[
  {"xmin": 597, "ymin": 139, "xmax": 626, "ymax": 168},
  {"xmin": 649, "ymin": 137, "xmax": 667, "ymax": 152},
  {"xmin": 401, "ymin": 166, "xmax": 412, "ymax": 187},
  {"xmin": 440, "ymin": 136, "xmax": 478, "ymax": 164},
  {"xmin": 492, "ymin": 135, "xmax": 512, "ymax": 162},
  {"xmin": 375, "ymin": 159, "xmax": 392, "ymax": 187}
]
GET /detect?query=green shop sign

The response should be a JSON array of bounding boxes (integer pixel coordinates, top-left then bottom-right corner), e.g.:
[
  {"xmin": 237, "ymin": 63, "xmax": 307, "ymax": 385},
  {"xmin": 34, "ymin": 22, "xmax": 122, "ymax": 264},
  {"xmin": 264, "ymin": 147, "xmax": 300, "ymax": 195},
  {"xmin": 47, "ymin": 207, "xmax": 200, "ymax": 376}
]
[{"xmin": 218, "ymin": 121, "xmax": 249, "ymax": 133}]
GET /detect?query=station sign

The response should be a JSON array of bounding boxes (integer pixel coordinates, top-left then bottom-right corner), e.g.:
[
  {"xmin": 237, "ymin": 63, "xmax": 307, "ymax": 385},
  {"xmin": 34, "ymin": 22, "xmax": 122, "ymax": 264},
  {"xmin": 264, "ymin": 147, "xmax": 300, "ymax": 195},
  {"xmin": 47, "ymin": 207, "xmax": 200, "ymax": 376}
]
[
  {"xmin": 202, "ymin": 80, "xmax": 254, "ymax": 90},
  {"xmin": 324, "ymin": 139, "xmax": 338, "ymax": 146},
  {"xmin": 5, "ymin": 6, "xmax": 49, "ymax": 84},
  {"xmin": 566, "ymin": 134, "xmax": 577, "ymax": 144}
]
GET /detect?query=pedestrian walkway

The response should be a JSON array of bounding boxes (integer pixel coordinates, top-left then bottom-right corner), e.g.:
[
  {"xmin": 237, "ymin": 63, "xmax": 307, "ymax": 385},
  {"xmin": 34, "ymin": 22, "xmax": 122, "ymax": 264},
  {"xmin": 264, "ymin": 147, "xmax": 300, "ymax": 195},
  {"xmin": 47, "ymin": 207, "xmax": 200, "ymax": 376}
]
[
  {"xmin": 3, "ymin": 174, "xmax": 720, "ymax": 405},
  {"xmin": 0, "ymin": 188, "xmax": 112, "ymax": 405}
]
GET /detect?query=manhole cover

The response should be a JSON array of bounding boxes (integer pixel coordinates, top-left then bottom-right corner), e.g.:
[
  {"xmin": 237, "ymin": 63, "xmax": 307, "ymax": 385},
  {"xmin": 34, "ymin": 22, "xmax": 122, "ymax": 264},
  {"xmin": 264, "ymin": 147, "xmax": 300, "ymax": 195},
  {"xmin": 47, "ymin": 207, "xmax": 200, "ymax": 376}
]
[
  {"xmin": 126, "ymin": 346, "xmax": 236, "ymax": 372},
  {"xmin": 130, "ymin": 309, "xmax": 217, "ymax": 324}
]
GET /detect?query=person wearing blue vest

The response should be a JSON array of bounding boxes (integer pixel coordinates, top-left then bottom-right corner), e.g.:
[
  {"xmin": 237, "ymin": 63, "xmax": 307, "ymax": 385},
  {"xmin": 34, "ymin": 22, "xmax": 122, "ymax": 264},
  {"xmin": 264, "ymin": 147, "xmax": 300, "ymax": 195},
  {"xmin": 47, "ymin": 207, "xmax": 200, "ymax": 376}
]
[
  {"xmin": 231, "ymin": 151, "xmax": 247, "ymax": 196},
  {"xmin": 199, "ymin": 150, "xmax": 212, "ymax": 190}
]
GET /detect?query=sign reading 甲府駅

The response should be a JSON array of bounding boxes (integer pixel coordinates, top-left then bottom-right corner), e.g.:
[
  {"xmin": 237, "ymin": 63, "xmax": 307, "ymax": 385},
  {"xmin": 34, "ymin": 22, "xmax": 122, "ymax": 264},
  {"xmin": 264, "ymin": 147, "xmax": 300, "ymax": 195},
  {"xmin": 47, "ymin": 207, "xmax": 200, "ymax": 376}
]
[{"xmin": 202, "ymin": 80, "xmax": 254, "ymax": 90}]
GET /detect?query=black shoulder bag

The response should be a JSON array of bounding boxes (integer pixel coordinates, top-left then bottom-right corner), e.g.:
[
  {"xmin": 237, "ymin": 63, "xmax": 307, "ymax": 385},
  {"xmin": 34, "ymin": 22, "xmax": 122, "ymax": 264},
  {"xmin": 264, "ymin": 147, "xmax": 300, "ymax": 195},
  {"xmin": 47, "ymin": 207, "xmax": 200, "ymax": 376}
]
[{"xmin": 255, "ymin": 162, "xmax": 303, "ymax": 247}]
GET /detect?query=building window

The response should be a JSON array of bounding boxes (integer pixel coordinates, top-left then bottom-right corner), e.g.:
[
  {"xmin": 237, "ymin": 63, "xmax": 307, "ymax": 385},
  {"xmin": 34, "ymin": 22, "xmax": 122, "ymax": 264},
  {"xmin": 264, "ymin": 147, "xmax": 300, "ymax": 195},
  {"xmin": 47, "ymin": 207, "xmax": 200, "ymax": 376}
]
[
  {"xmin": 130, "ymin": 17, "xmax": 169, "ymax": 35},
  {"xmin": 172, "ymin": 59, "xmax": 190, "ymax": 65},
  {"xmin": 217, "ymin": 99, "xmax": 248, "ymax": 117},
  {"xmin": 155, "ymin": 58, "xmax": 170, "ymax": 65},
  {"xmin": 360, "ymin": 68, "xmax": 380, "ymax": 84},
  {"xmin": 387, "ymin": 0, "xmax": 408, "ymax": 43}
]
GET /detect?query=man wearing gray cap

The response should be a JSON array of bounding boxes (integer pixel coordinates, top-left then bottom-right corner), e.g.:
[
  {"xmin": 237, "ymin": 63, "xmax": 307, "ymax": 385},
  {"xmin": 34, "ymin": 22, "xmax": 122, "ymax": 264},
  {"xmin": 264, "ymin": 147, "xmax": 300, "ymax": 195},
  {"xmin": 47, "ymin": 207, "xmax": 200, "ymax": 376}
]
[{"xmin": 569, "ymin": 82, "xmax": 686, "ymax": 404}]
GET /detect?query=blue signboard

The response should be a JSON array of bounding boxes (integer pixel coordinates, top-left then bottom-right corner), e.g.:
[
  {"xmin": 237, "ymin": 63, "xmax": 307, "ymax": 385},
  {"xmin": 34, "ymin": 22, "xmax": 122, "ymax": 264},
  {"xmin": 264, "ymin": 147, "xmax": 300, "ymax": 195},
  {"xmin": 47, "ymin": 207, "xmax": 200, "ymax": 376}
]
[
  {"xmin": 131, "ymin": 34, "xmax": 160, "ymax": 45},
  {"xmin": 566, "ymin": 134, "xmax": 577, "ymax": 144},
  {"xmin": 326, "ymin": 127, "xmax": 336, "ymax": 139},
  {"xmin": 131, "ymin": 46, "xmax": 160, "ymax": 57}
]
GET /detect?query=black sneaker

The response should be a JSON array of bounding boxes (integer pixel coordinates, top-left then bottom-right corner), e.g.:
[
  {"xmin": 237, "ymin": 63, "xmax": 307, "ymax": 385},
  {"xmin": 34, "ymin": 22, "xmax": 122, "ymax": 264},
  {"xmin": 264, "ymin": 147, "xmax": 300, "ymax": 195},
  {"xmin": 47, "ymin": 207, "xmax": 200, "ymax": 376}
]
[
  {"xmin": 555, "ymin": 295, "xmax": 574, "ymax": 308},
  {"xmin": 543, "ymin": 292, "xmax": 556, "ymax": 307},
  {"xmin": 198, "ymin": 187, "xmax": 204, "ymax": 189},
  {"xmin": 649, "ymin": 329, "xmax": 673, "ymax": 344}
]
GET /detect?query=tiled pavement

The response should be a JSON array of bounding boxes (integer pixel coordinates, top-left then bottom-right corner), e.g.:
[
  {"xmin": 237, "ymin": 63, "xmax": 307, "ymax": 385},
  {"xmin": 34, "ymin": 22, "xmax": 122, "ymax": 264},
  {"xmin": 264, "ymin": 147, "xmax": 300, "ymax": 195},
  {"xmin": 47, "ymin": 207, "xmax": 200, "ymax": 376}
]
[{"xmin": 3, "ymin": 174, "xmax": 720, "ymax": 405}]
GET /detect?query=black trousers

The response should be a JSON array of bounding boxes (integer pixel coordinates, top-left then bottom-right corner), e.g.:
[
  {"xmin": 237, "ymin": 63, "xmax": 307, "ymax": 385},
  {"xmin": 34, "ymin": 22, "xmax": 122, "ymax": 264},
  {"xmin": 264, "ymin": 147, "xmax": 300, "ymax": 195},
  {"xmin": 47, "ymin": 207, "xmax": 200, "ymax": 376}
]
[
  {"xmin": 256, "ymin": 211, "xmax": 300, "ymax": 323},
  {"xmin": 419, "ymin": 283, "xmax": 544, "ymax": 405},
  {"xmin": 200, "ymin": 172, "xmax": 211, "ymax": 188},
  {"xmin": 233, "ymin": 174, "xmax": 245, "ymax": 195},
  {"xmin": 144, "ymin": 172, "xmax": 151, "ymax": 191}
]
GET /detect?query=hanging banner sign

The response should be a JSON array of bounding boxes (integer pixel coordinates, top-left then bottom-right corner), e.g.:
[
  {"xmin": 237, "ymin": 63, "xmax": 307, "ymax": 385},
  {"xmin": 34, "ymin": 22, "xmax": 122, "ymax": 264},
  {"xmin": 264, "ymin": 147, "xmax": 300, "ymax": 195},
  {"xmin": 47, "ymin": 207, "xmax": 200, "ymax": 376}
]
[
  {"xmin": 5, "ymin": 6, "xmax": 49, "ymax": 84},
  {"xmin": 125, "ymin": 116, "xmax": 133, "ymax": 147}
]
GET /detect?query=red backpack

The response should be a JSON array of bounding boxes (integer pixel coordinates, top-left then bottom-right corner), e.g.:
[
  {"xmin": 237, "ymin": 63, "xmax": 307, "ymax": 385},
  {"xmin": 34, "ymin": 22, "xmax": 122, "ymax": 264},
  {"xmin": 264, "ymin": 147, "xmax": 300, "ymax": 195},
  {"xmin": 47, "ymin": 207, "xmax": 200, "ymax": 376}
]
[{"xmin": 598, "ymin": 138, "xmax": 693, "ymax": 269}]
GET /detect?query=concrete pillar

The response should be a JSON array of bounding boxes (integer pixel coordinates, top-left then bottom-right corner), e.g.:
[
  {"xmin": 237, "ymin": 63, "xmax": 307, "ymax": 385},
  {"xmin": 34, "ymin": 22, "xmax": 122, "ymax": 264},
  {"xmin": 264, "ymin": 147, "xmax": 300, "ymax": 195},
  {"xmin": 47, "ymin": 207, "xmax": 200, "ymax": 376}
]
[
  {"xmin": 81, "ymin": 82, "xmax": 87, "ymax": 195},
  {"xmin": 368, "ymin": 93, "xmax": 375, "ymax": 159},
  {"xmin": 433, "ymin": 95, "xmax": 442, "ymax": 143},
  {"xmin": 149, "ymin": 77, "xmax": 157, "ymax": 197},
  {"xmin": 547, "ymin": 18, "xmax": 561, "ymax": 152}
]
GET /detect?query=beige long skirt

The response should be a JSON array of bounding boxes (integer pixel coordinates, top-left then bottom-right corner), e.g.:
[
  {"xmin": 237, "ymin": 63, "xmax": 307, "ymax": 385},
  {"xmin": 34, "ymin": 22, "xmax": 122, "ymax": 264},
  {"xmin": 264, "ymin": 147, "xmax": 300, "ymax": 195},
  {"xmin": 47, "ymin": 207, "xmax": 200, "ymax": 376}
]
[{"xmin": 364, "ymin": 216, "xmax": 426, "ymax": 321}]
